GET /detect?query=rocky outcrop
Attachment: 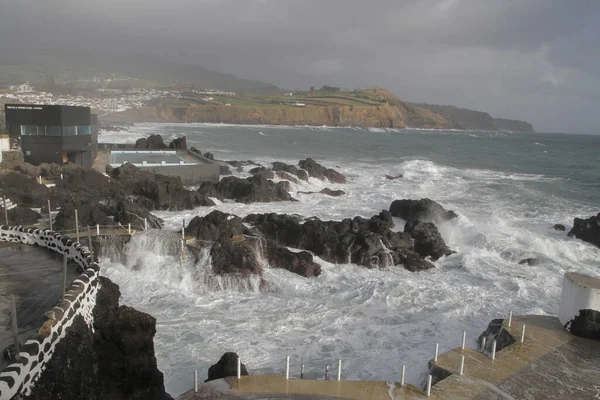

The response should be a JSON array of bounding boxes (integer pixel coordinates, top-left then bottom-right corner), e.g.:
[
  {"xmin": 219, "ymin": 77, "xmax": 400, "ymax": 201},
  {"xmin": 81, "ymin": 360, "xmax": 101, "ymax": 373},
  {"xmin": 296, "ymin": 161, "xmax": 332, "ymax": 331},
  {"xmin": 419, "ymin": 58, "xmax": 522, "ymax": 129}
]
[
  {"xmin": 186, "ymin": 211, "xmax": 249, "ymax": 242},
  {"xmin": 205, "ymin": 352, "xmax": 249, "ymax": 382},
  {"xmin": 266, "ymin": 241, "xmax": 322, "ymax": 277},
  {"xmin": 243, "ymin": 211, "xmax": 435, "ymax": 271},
  {"xmin": 299, "ymin": 158, "xmax": 346, "ymax": 183},
  {"xmin": 249, "ymin": 166, "xmax": 275, "ymax": 179},
  {"xmin": 568, "ymin": 309, "xmax": 600, "ymax": 341},
  {"xmin": 6, "ymin": 206, "xmax": 41, "ymax": 225},
  {"xmin": 518, "ymin": 258, "xmax": 540, "ymax": 266},
  {"xmin": 198, "ymin": 175, "xmax": 294, "ymax": 203},
  {"xmin": 168, "ymin": 136, "xmax": 187, "ymax": 149},
  {"xmin": 210, "ymin": 235, "xmax": 264, "ymax": 276},
  {"xmin": 272, "ymin": 162, "xmax": 308, "ymax": 181},
  {"xmin": 568, "ymin": 213, "xmax": 600, "ymax": 249},
  {"xmin": 0, "ymin": 170, "xmax": 49, "ymax": 207},
  {"xmin": 404, "ymin": 220, "xmax": 454, "ymax": 261},
  {"xmin": 389, "ymin": 198, "xmax": 458, "ymax": 222},
  {"xmin": 186, "ymin": 211, "xmax": 321, "ymax": 278},
  {"xmin": 135, "ymin": 134, "xmax": 167, "ymax": 149},
  {"xmin": 477, "ymin": 318, "xmax": 516, "ymax": 353},
  {"xmin": 385, "ymin": 174, "xmax": 403, "ymax": 180},
  {"xmin": 411, "ymin": 103, "xmax": 496, "ymax": 130},
  {"xmin": 23, "ymin": 276, "xmax": 171, "ymax": 400},
  {"xmin": 554, "ymin": 224, "xmax": 566, "ymax": 231},
  {"xmin": 108, "ymin": 163, "xmax": 215, "ymax": 210}
]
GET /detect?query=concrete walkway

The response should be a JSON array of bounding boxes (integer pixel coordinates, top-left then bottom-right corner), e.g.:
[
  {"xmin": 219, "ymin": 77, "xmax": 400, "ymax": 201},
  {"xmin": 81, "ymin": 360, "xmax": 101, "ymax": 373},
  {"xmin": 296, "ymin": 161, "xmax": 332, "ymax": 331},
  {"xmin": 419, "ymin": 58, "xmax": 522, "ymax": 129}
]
[{"xmin": 179, "ymin": 315, "xmax": 600, "ymax": 400}]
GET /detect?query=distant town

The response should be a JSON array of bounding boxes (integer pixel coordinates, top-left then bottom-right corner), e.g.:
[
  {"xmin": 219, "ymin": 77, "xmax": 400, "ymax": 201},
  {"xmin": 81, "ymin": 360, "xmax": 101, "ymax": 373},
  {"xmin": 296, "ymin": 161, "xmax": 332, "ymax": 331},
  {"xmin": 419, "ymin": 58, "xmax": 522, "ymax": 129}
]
[{"xmin": 0, "ymin": 80, "xmax": 237, "ymax": 115}]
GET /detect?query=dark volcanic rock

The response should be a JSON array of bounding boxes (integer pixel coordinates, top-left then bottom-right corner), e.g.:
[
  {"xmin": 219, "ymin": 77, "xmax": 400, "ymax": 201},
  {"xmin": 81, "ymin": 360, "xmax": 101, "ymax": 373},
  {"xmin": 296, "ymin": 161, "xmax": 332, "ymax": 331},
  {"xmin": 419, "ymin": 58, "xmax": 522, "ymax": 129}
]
[
  {"xmin": 298, "ymin": 158, "xmax": 346, "ymax": 183},
  {"xmin": 186, "ymin": 211, "xmax": 249, "ymax": 241},
  {"xmin": 243, "ymin": 211, "xmax": 432, "ymax": 271},
  {"xmin": 6, "ymin": 206, "xmax": 41, "ymax": 225},
  {"xmin": 275, "ymin": 171, "xmax": 301, "ymax": 184},
  {"xmin": 399, "ymin": 251, "xmax": 436, "ymax": 272},
  {"xmin": 477, "ymin": 318, "xmax": 516, "ymax": 353},
  {"xmin": 568, "ymin": 309, "xmax": 600, "ymax": 341},
  {"xmin": 205, "ymin": 352, "xmax": 249, "ymax": 382},
  {"xmin": 389, "ymin": 198, "xmax": 458, "ymax": 222},
  {"xmin": 568, "ymin": 213, "xmax": 600, "ymax": 248},
  {"xmin": 135, "ymin": 134, "xmax": 167, "ymax": 149},
  {"xmin": 404, "ymin": 220, "xmax": 454, "ymax": 261},
  {"xmin": 385, "ymin": 174, "xmax": 403, "ymax": 180},
  {"xmin": 210, "ymin": 235, "xmax": 263, "ymax": 276},
  {"xmin": 200, "ymin": 175, "xmax": 294, "ymax": 203},
  {"xmin": 553, "ymin": 224, "xmax": 566, "ymax": 231},
  {"xmin": 272, "ymin": 161, "xmax": 308, "ymax": 181},
  {"xmin": 203, "ymin": 152, "xmax": 215, "ymax": 160},
  {"xmin": 24, "ymin": 276, "xmax": 171, "ymax": 400},
  {"xmin": 0, "ymin": 170, "xmax": 49, "ymax": 207},
  {"xmin": 249, "ymin": 166, "xmax": 275, "ymax": 179},
  {"xmin": 266, "ymin": 241, "xmax": 322, "ymax": 277},
  {"xmin": 168, "ymin": 137, "xmax": 187, "ymax": 149},
  {"xmin": 518, "ymin": 258, "xmax": 540, "ymax": 266},
  {"xmin": 109, "ymin": 163, "xmax": 215, "ymax": 210}
]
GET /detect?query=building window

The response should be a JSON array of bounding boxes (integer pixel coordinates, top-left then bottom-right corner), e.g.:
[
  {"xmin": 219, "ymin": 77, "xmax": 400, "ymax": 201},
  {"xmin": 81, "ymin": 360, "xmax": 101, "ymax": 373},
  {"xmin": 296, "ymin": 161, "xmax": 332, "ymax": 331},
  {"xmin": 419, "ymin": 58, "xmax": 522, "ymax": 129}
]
[
  {"xmin": 46, "ymin": 126, "xmax": 62, "ymax": 136},
  {"xmin": 62, "ymin": 126, "xmax": 77, "ymax": 136},
  {"xmin": 20, "ymin": 125, "xmax": 45, "ymax": 135},
  {"xmin": 76, "ymin": 126, "xmax": 91, "ymax": 135}
]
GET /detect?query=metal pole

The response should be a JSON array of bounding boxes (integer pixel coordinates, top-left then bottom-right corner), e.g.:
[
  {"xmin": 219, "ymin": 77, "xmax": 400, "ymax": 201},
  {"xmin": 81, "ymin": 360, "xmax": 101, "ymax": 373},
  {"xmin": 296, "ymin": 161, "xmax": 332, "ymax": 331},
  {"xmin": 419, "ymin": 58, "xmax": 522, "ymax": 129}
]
[
  {"xmin": 194, "ymin": 370, "xmax": 198, "ymax": 392},
  {"xmin": 337, "ymin": 359, "xmax": 342, "ymax": 381},
  {"xmin": 300, "ymin": 364, "xmax": 304, "ymax": 379},
  {"xmin": 48, "ymin": 199, "xmax": 52, "ymax": 230},
  {"xmin": 520, "ymin": 325, "xmax": 526, "ymax": 343},
  {"xmin": 482, "ymin": 337, "xmax": 486, "ymax": 353},
  {"xmin": 60, "ymin": 173, "xmax": 63, "ymax": 180},
  {"xmin": 237, "ymin": 356, "xmax": 241, "ymax": 379},
  {"xmin": 75, "ymin": 209, "xmax": 79, "ymax": 242},
  {"xmin": 508, "ymin": 310, "xmax": 513, "ymax": 328},
  {"xmin": 459, "ymin": 355, "xmax": 465, "ymax": 376},
  {"xmin": 285, "ymin": 356, "xmax": 290, "ymax": 379},
  {"xmin": 96, "ymin": 224, "xmax": 100, "ymax": 235},
  {"xmin": 128, "ymin": 223, "xmax": 131, "ymax": 234},
  {"xmin": 400, "ymin": 365, "xmax": 406, "ymax": 387},
  {"xmin": 325, "ymin": 365, "xmax": 329, "ymax": 380},
  {"xmin": 182, "ymin": 219, "xmax": 185, "ymax": 241},
  {"xmin": 144, "ymin": 218, "xmax": 148, "ymax": 230},
  {"xmin": 38, "ymin": 175, "xmax": 42, "ymax": 185},
  {"xmin": 491, "ymin": 340, "xmax": 497, "ymax": 360},
  {"xmin": 62, "ymin": 254, "xmax": 67, "ymax": 301},
  {"xmin": 87, "ymin": 226, "xmax": 93, "ymax": 260},
  {"xmin": 426, "ymin": 375, "xmax": 432, "ymax": 397},
  {"xmin": 434, "ymin": 343, "xmax": 439, "ymax": 362},
  {"xmin": 3, "ymin": 196, "xmax": 8, "ymax": 226},
  {"xmin": 461, "ymin": 330, "xmax": 466, "ymax": 350},
  {"xmin": 11, "ymin": 295, "xmax": 20, "ymax": 362}
]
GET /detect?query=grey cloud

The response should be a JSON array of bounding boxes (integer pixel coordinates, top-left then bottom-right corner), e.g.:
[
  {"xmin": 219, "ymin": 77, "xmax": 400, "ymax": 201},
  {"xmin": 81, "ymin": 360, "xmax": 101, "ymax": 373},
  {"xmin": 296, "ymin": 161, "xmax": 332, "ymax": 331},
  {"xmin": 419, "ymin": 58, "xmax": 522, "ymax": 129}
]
[{"xmin": 0, "ymin": 0, "xmax": 599, "ymax": 133}]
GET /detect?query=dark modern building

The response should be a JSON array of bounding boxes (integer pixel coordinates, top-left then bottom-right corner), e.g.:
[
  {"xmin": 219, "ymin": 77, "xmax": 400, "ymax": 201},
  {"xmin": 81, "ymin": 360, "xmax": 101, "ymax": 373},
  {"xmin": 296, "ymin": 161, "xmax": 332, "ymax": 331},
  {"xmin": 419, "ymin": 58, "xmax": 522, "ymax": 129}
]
[{"xmin": 4, "ymin": 104, "xmax": 98, "ymax": 167}]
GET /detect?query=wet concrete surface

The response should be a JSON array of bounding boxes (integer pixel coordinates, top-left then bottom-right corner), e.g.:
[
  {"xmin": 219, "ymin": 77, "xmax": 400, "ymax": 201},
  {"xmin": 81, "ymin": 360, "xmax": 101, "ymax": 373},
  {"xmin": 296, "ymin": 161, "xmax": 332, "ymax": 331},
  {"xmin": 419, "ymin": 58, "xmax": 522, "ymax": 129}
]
[
  {"xmin": 179, "ymin": 315, "xmax": 600, "ymax": 400},
  {"xmin": 0, "ymin": 242, "xmax": 78, "ymax": 370}
]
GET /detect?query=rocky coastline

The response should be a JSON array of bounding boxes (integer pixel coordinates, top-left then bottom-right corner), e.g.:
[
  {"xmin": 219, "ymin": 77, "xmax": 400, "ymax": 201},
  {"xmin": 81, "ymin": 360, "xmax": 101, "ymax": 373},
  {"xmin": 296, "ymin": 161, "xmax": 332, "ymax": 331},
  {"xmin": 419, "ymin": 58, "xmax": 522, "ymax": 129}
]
[{"xmin": 1, "ymin": 134, "xmax": 598, "ymax": 398}]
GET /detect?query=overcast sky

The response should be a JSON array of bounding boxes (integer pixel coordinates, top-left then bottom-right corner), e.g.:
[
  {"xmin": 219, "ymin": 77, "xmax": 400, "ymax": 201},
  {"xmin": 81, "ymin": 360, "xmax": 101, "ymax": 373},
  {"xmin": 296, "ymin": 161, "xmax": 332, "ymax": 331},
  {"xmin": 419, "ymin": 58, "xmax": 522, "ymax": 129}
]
[{"xmin": 1, "ymin": 0, "xmax": 599, "ymax": 133}]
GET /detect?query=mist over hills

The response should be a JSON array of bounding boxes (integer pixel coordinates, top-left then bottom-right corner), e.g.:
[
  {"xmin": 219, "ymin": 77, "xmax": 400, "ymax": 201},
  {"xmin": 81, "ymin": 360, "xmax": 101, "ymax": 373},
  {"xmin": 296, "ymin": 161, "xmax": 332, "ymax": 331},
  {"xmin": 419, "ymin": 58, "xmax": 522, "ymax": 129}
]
[
  {"xmin": 0, "ymin": 48, "xmax": 280, "ymax": 93},
  {"xmin": 0, "ymin": 48, "xmax": 533, "ymax": 131}
]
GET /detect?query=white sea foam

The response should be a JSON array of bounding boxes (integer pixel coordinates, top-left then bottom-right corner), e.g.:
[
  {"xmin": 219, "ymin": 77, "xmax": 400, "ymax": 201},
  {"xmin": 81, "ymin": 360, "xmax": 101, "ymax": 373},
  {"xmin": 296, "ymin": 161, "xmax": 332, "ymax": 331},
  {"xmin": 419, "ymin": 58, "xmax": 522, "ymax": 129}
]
[{"xmin": 99, "ymin": 124, "xmax": 600, "ymax": 397}]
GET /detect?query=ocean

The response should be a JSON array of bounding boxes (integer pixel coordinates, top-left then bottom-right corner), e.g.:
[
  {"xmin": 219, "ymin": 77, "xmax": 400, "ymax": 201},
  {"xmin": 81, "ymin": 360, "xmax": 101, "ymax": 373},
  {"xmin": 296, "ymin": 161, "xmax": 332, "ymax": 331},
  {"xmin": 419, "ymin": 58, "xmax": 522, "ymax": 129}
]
[{"xmin": 99, "ymin": 124, "xmax": 600, "ymax": 396}]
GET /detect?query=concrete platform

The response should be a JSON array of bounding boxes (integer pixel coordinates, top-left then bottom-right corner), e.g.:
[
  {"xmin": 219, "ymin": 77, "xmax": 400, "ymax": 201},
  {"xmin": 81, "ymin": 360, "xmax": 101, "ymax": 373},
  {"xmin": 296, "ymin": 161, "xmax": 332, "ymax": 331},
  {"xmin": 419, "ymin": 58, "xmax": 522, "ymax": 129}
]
[
  {"xmin": 178, "ymin": 315, "xmax": 600, "ymax": 400},
  {"xmin": 0, "ymin": 242, "xmax": 78, "ymax": 370}
]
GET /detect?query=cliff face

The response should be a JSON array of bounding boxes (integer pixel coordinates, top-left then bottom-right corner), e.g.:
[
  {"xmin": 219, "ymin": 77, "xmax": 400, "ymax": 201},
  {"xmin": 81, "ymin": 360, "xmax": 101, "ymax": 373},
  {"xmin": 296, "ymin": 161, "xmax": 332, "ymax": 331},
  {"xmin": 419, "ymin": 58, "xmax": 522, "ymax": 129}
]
[
  {"xmin": 411, "ymin": 103, "xmax": 496, "ymax": 130},
  {"xmin": 493, "ymin": 118, "xmax": 534, "ymax": 132},
  {"xmin": 23, "ymin": 276, "xmax": 172, "ymax": 400},
  {"xmin": 106, "ymin": 88, "xmax": 453, "ymax": 129}
]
